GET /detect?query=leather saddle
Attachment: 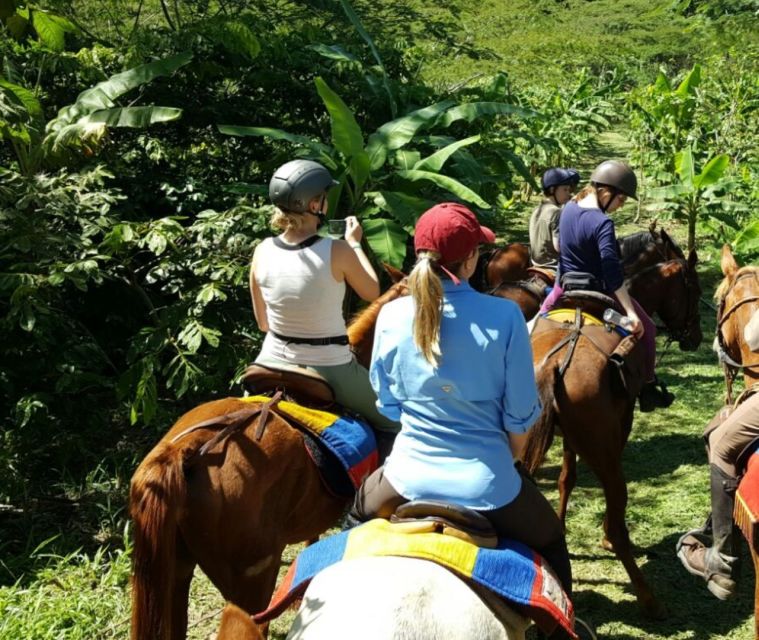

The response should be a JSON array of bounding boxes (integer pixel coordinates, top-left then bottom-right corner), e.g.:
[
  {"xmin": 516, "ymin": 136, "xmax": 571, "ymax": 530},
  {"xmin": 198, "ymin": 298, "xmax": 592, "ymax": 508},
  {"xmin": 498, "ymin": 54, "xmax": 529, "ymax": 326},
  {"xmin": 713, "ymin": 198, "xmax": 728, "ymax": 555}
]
[
  {"xmin": 389, "ymin": 500, "xmax": 499, "ymax": 549},
  {"xmin": 241, "ymin": 363, "xmax": 335, "ymax": 410},
  {"xmin": 556, "ymin": 289, "xmax": 621, "ymax": 317}
]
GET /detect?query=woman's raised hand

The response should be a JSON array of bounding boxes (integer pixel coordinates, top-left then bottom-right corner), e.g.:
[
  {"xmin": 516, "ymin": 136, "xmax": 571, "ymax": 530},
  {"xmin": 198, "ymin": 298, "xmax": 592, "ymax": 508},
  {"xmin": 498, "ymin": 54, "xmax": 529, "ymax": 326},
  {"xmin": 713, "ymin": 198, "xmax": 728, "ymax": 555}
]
[{"xmin": 344, "ymin": 216, "xmax": 363, "ymax": 244}]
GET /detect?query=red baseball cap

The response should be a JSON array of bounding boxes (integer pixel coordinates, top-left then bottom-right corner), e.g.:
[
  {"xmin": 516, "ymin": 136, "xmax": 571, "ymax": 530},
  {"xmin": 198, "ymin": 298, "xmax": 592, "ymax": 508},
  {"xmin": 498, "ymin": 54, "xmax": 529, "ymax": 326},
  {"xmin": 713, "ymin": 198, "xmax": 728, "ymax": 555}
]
[{"xmin": 414, "ymin": 203, "xmax": 496, "ymax": 264}]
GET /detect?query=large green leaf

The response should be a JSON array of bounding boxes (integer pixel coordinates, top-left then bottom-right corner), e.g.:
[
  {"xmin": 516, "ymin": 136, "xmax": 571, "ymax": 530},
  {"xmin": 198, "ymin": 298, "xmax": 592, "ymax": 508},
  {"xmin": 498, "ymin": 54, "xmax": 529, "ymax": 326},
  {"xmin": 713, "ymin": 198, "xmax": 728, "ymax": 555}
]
[
  {"xmin": 5, "ymin": 12, "xmax": 28, "ymax": 39},
  {"xmin": 675, "ymin": 146, "xmax": 695, "ymax": 188},
  {"xmin": 397, "ymin": 170, "xmax": 490, "ymax": 209},
  {"xmin": 438, "ymin": 102, "xmax": 535, "ymax": 128},
  {"xmin": 219, "ymin": 20, "xmax": 261, "ymax": 60},
  {"xmin": 31, "ymin": 10, "xmax": 76, "ymax": 51},
  {"xmin": 362, "ymin": 218, "xmax": 407, "ymax": 268},
  {"xmin": 314, "ymin": 77, "xmax": 364, "ymax": 159},
  {"xmin": 694, "ymin": 154, "xmax": 730, "ymax": 190},
  {"xmin": 0, "ymin": 77, "xmax": 43, "ymax": 120},
  {"xmin": 82, "ymin": 106, "xmax": 183, "ymax": 128},
  {"xmin": 647, "ymin": 184, "xmax": 690, "ymax": 200},
  {"xmin": 216, "ymin": 125, "xmax": 335, "ymax": 164},
  {"xmin": 675, "ymin": 64, "xmax": 701, "ymax": 99},
  {"xmin": 308, "ymin": 44, "xmax": 359, "ymax": 63},
  {"xmin": 371, "ymin": 191, "xmax": 433, "ymax": 232},
  {"xmin": 349, "ymin": 151, "xmax": 371, "ymax": 196},
  {"xmin": 49, "ymin": 52, "xmax": 193, "ymax": 130},
  {"xmin": 733, "ymin": 220, "xmax": 759, "ymax": 256},
  {"xmin": 365, "ymin": 100, "xmax": 456, "ymax": 171},
  {"xmin": 413, "ymin": 135, "xmax": 480, "ymax": 172}
]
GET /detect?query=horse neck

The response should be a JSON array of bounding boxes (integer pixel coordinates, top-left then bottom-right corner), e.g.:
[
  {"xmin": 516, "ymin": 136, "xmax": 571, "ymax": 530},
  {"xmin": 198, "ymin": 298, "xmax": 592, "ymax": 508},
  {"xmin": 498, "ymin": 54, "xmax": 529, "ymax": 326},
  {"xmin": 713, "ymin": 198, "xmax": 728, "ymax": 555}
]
[
  {"xmin": 348, "ymin": 283, "xmax": 406, "ymax": 368},
  {"xmin": 627, "ymin": 263, "xmax": 667, "ymax": 316}
]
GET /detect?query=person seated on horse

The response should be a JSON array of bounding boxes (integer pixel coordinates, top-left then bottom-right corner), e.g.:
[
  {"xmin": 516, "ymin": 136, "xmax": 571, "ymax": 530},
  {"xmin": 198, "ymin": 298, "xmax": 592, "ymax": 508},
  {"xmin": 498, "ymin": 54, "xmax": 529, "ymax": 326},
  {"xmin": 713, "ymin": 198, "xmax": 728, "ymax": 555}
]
[
  {"xmin": 677, "ymin": 384, "xmax": 759, "ymax": 599},
  {"xmin": 348, "ymin": 202, "xmax": 574, "ymax": 634},
  {"xmin": 529, "ymin": 167, "xmax": 581, "ymax": 270},
  {"xmin": 538, "ymin": 160, "xmax": 674, "ymax": 413},
  {"xmin": 249, "ymin": 159, "xmax": 399, "ymax": 437}
]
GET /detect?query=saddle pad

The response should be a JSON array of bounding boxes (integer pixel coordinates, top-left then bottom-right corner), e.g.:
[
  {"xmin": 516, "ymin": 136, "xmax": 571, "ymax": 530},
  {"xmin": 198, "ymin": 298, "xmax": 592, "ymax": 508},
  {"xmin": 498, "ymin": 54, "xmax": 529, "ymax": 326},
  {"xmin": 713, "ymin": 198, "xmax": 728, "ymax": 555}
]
[
  {"xmin": 735, "ymin": 447, "xmax": 759, "ymax": 550},
  {"xmin": 239, "ymin": 395, "xmax": 378, "ymax": 489},
  {"xmin": 254, "ymin": 518, "xmax": 576, "ymax": 638},
  {"xmin": 546, "ymin": 309, "xmax": 602, "ymax": 326}
]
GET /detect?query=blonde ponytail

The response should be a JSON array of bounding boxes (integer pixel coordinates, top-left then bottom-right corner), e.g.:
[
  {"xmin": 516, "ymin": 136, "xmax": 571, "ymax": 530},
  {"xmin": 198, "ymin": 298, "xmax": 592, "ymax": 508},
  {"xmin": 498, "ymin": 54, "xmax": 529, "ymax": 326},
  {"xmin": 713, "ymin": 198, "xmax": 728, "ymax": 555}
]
[{"xmin": 408, "ymin": 251, "xmax": 444, "ymax": 366}]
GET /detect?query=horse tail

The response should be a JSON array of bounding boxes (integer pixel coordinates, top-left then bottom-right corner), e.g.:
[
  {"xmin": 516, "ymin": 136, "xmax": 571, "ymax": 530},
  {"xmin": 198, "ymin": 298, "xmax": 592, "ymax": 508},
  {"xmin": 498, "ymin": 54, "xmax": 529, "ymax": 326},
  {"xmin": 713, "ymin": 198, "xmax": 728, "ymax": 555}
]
[
  {"xmin": 523, "ymin": 365, "xmax": 558, "ymax": 475},
  {"xmin": 129, "ymin": 443, "xmax": 187, "ymax": 640}
]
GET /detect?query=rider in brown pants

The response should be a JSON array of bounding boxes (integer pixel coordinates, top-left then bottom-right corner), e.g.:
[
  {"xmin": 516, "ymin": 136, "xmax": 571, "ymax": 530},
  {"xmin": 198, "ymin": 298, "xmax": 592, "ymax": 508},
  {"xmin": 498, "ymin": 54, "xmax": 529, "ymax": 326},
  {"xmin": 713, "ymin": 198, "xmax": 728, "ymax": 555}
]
[{"xmin": 677, "ymin": 392, "xmax": 759, "ymax": 599}]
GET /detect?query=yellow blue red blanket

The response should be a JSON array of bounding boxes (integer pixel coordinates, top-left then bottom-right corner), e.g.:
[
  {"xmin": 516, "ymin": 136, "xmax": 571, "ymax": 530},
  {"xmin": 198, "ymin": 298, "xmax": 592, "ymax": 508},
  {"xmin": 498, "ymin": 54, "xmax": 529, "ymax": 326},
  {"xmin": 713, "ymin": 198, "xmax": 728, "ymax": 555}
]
[{"xmin": 254, "ymin": 518, "xmax": 576, "ymax": 638}]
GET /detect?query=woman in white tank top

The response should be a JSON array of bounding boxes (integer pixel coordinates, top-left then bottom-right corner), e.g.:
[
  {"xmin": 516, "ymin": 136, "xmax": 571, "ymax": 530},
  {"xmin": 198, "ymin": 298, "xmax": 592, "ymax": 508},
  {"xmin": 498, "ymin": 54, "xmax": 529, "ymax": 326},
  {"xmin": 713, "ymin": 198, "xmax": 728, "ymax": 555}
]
[{"xmin": 249, "ymin": 160, "xmax": 399, "ymax": 435}]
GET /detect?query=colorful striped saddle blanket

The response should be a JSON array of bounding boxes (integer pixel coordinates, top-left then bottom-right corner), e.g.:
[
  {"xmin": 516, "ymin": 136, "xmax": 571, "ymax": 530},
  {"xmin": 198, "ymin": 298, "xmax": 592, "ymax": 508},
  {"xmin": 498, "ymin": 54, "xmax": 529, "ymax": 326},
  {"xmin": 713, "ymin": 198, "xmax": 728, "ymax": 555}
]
[
  {"xmin": 736, "ymin": 447, "xmax": 759, "ymax": 550},
  {"xmin": 254, "ymin": 518, "xmax": 576, "ymax": 637},
  {"xmin": 240, "ymin": 395, "xmax": 378, "ymax": 491}
]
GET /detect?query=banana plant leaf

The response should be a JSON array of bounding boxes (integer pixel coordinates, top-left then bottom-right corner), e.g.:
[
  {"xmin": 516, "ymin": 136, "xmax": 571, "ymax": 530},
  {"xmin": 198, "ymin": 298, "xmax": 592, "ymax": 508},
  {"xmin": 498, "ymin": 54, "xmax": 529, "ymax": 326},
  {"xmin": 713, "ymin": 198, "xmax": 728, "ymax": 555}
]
[
  {"xmin": 216, "ymin": 125, "xmax": 336, "ymax": 167},
  {"xmin": 397, "ymin": 169, "xmax": 490, "ymax": 209},
  {"xmin": 365, "ymin": 100, "xmax": 456, "ymax": 171},
  {"xmin": 438, "ymin": 102, "xmax": 536, "ymax": 127},
  {"xmin": 49, "ymin": 52, "xmax": 193, "ymax": 130},
  {"xmin": 362, "ymin": 218, "xmax": 407, "ymax": 268},
  {"xmin": 315, "ymin": 77, "xmax": 364, "ymax": 159},
  {"xmin": 413, "ymin": 135, "xmax": 480, "ymax": 172},
  {"xmin": 370, "ymin": 191, "xmax": 434, "ymax": 232},
  {"xmin": 694, "ymin": 154, "xmax": 730, "ymax": 190}
]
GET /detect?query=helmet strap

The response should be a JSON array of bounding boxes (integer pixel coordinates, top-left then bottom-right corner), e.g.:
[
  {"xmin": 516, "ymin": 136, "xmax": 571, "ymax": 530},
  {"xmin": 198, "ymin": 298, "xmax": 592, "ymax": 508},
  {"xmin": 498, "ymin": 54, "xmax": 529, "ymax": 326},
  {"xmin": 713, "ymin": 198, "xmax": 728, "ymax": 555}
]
[{"xmin": 598, "ymin": 186, "xmax": 618, "ymax": 213}]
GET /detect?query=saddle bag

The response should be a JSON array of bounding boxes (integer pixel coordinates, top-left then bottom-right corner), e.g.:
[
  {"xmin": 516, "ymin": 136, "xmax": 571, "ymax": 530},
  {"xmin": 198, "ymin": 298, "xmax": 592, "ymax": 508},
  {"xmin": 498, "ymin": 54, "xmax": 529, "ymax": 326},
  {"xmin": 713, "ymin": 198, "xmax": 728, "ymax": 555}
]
[{"xmin": 560, "ymin": 271, "xmax": 603, "ymax": 292}]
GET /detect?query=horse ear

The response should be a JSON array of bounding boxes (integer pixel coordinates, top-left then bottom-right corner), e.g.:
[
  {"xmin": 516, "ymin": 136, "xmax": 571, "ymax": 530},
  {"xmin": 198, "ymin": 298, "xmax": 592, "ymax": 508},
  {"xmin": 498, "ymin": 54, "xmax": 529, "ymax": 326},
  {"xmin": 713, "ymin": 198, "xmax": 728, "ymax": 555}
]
[
  {"xmin": 383, "ymin": 263, "xmax": 407, "ymax": 283},
  {"xmin": 648, "ymin": 219, "xmax": 658, "ymax": 234},
  {"xmin": 721, "ymin": 244, "xmax": 739, "ymax": 277},
  {"xmin": 688, "ymin": 248, "xmax": 698, "ymax": 268}
]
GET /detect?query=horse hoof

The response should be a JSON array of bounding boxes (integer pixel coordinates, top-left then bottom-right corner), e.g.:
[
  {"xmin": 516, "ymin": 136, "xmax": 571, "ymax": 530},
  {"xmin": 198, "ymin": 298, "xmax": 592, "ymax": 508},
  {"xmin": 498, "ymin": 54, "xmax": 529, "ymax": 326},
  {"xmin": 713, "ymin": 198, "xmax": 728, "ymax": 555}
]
[{"xmin": 640, "ymin": 599, "xmax": 667, "ymax": 620}]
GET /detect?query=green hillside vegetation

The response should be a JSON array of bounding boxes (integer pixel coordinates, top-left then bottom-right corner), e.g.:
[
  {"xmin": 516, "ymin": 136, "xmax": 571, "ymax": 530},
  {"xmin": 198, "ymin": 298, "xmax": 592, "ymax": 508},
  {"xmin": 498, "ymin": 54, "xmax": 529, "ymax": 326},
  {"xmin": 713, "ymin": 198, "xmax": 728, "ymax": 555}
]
[{"xmin": 1, "ymin": 0, "xmax": 758, "ymax": 637}]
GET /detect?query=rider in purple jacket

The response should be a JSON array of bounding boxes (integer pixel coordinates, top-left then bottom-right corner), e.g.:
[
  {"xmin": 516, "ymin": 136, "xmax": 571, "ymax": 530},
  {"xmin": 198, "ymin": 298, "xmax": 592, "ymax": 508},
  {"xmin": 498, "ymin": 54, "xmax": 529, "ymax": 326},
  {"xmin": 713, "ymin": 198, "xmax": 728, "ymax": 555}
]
[{"xmin": 539, "ymin": 160, "xmax": 674, "ymax": 412}]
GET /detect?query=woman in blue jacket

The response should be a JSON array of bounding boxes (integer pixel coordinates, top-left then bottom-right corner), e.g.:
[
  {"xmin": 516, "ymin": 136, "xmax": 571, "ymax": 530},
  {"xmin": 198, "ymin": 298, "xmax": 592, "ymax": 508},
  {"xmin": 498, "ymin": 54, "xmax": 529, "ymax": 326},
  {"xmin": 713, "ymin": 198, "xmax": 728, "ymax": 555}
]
[{"xmin": 350, "ymin": 203, "xmax": 573, "ymax": 614}]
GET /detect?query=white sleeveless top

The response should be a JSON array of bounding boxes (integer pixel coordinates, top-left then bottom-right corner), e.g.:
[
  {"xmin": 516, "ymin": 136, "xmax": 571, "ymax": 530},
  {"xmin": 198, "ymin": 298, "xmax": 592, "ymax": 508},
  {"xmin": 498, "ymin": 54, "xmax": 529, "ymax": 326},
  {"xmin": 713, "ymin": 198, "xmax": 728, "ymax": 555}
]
[{"xmin": 254, "ymin": 236, "xmax": 352, "ymax": 366}]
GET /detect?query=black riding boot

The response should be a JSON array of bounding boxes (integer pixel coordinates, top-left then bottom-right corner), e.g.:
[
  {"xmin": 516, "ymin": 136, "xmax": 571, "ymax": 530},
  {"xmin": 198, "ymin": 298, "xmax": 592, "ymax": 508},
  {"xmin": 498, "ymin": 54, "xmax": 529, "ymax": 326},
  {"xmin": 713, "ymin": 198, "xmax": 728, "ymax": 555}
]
[
  {"xmin": 677, "ymin": 465, "xmax": 740, "ymax": 599},
  {"xmin": 704, "ymin": 465, "xmax": 740, "ymax": 598}
]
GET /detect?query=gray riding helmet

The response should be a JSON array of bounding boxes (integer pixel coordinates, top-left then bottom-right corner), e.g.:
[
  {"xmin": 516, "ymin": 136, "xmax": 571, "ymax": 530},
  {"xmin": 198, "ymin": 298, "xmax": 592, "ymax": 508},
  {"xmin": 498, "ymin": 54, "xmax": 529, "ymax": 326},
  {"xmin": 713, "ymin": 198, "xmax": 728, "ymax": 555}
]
[
  {"xmin": 269, "ymin": 160, "xmax": 339, "ymax": 213},
  {"xmin": 590, "ymin": 160, "xmax": 638, "ymax": 200}
]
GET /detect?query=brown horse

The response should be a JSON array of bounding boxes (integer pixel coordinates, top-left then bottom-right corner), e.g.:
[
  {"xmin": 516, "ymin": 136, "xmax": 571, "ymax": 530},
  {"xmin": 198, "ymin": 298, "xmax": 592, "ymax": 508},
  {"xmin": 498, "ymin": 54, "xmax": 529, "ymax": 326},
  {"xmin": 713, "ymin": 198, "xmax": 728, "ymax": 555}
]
[
  {"xmin": 129, "ymin": 278, "xmax": 408, "ymax": 640},
  {"xmin": 715, "ymin": 244, "xmax": 759, "ymax": 637},
  {"xmin": 522, "ymin": 250, "xmax": 702, "ymax": 619},
  {"xmin": 715, "ymin": 244, "xmax": 759, "ymax": 404},
  {"xmin": 485, "ymin": 224, "xmax": 684, "ymax": 319},
  {"xmin": 477, "ymin": 242, "xmax": 531, "ymax": 289}
]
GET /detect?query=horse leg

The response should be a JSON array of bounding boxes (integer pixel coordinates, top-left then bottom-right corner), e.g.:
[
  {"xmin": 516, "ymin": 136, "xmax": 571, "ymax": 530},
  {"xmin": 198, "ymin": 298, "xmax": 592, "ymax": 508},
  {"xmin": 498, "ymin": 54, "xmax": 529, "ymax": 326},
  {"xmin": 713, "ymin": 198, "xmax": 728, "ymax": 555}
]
[
  {"xmin": 170, "ymin": 550, "xmax": 196, "ymax": 640},
  {"xmin": 594, "ymin": 461, "xmax": 665, "ymax": 619},
  {"xmin": 557, "ymin": 445, "xmax": 576, "ymax": 528}
]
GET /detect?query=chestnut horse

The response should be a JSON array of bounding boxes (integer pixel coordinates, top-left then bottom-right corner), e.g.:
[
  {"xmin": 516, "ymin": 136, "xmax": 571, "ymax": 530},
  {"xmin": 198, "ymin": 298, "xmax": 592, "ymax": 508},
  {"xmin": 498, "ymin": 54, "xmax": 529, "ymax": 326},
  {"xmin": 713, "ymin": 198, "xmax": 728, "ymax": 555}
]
[
  {"xmin": 485, "ymin": 225, "xmax": 684, "ymax": 320},
  {"xmin": 715, "ymin": 244, "xmax": 759, "ymax": 404},
  {"xmin": 129, "ymin": 278, "xmax": 408, "ymax": 640},
  {"xmin": 523, "ymin": 250, "xmax": 702, "ymax": 619},
  {"xmin": 715, "ymin": 244, "xmax": 759, "ymax": 637}
]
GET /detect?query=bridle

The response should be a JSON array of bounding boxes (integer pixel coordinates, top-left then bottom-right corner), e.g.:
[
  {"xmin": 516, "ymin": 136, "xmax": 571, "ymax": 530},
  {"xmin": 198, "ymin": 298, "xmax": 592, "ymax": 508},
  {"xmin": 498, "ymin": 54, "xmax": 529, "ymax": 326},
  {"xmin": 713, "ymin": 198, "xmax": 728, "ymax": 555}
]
[
  {"xmin": 716, "ymin": 270, "xmax": 759, "ymax": 404},
  {"xmin": 632, "ymin": 258, "xmax": 700, "ymax": 349}
]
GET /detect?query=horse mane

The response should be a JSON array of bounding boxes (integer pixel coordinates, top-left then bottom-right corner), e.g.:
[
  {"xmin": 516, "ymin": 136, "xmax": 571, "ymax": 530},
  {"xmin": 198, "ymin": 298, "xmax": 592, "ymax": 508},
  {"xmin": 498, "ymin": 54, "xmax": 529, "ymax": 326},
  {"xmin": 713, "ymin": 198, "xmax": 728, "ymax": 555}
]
[
  {"xmin": 715, "ymin": 265, "xmax": 759, "ymax": 303},
  {"xmin": 618, "ymin": 231, "xmax": 655, "ymax": 264}
]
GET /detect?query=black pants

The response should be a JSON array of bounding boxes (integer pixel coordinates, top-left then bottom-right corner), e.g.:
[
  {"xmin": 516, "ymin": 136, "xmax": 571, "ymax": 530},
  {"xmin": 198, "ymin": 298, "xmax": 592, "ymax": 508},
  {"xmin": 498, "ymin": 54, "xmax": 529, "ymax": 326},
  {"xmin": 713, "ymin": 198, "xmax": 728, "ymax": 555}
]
[{"xmin": 350, "ymin": 465, "xmax": 573, "ymax": 598}]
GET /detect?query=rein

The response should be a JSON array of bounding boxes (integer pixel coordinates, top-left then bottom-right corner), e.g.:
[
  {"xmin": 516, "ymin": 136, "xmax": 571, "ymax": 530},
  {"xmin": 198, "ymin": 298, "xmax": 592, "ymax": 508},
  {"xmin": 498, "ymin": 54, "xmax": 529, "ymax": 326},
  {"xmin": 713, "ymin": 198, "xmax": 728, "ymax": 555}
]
[{"xmin": 716, "ymin": 270, "xmax": 759, "ymax": 404}]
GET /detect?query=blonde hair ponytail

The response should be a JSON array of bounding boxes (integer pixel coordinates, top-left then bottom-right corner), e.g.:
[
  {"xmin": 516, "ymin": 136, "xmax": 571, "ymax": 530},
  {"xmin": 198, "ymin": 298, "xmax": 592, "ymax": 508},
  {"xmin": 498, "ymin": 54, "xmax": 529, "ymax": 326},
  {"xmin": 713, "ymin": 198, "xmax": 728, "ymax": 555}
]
[{"xmin": 408, "ymin": 251, "xmax": 444, "ymax": 366}]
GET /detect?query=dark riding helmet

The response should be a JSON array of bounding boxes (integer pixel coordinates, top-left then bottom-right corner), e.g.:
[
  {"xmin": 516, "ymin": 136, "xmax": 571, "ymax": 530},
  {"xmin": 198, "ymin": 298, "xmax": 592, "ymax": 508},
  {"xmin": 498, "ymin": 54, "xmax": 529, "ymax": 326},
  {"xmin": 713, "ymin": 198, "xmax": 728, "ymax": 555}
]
[
  {"xmin": 269, "ymin": 160, "xmax": 339, "ymax": 214},
  {"xmin": 590, "ymin": 160, "xmax": 638, "ymax": 200},
  {"xmin": 541, "ymin": 167, "xmax": 581, "ymax": 192}
]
